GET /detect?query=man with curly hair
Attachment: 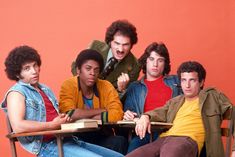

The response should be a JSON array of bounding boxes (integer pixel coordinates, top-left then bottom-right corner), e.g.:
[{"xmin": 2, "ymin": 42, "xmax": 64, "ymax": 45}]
[
  {"xmin": 1, "ymin": 45, "xmax": 123, "ymax": 157},
  {"xmin": 71, "ymin": 20, "xmax": 140, "ymax": 95}
]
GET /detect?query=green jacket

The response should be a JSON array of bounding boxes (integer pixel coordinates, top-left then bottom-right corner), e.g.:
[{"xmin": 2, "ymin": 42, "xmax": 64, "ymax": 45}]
[
  {"xmin": 147, "ymin": 87, "xmax": 234, "ymax": 157},
  {"xmin": 71, "ymin": 40, "xmax": 140, "ymax": 89}
]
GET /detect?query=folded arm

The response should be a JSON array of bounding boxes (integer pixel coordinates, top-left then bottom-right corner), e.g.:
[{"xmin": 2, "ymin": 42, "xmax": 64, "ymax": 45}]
[{"xmin": 71, "ymin": 108, "xmax": 106, "ymax": 120}]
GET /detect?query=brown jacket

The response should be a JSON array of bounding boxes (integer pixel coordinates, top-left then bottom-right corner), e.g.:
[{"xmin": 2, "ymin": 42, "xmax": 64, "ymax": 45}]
[{"xmin": 147, "ymin": 87, "xmax": 234, "ymax": 157}]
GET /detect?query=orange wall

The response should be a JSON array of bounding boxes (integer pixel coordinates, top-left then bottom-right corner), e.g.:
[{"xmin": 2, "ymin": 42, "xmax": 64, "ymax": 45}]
[{"xmin": 0, "ymin": 1, "xmax": 234, "ymax": 156}]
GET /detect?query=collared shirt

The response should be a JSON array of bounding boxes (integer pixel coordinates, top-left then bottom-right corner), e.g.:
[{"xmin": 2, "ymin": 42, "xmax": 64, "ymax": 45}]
[
  {"xmin": 105, "ymin": 49, "xmax": 114, "ymax": 68},
  {"xmin": 105, "ymin": 49, "xmax": 119, "ymax": 69}
]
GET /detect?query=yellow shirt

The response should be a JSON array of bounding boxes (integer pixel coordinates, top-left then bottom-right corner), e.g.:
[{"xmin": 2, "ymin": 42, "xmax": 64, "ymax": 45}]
[{"xmin": 160, "ymin": 98, "xmax": 205, "ymax": 153}]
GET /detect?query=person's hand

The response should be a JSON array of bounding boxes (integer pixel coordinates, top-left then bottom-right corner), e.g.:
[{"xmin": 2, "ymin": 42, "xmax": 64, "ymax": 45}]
[
  {"xmin": 231, "ymin": 151, "xmax": 235, "ymax": 157},
  {"xmin": 135, "ymin": 115, "xmax": 151, "ymax": 139},
  {"xmin": 123, "ymin": 110, "xmax": 137, "ymax": 120},
  {"xmin": 51, "ymin": 113, "xmax": 72, "ymax": 129},
  {"xmin": 117, "ymin": 73, "xmax": 130, "ymax": 92}
]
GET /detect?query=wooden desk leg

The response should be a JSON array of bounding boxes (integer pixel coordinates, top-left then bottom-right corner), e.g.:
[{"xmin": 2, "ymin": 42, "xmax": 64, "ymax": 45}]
[
  {"xmin": 56, "ymin": 135, "xmax": 64, "ymax": 157},
  {"xmin": 10, "ymin": 139, "xmax": 17, "ymax": 157}
]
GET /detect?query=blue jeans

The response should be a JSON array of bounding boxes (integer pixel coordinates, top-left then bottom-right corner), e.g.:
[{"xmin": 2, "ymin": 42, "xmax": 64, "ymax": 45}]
[
  {"xmin": 127, "ymin": 132, "xmax": 158, "ymax": 153},
  {"xmin": 76, "ymin": 130, "xmax": 128, "ymax": 154},
  {"xmin": 37, "ymin": 136, "xmax": 124, "ymax": 157}
]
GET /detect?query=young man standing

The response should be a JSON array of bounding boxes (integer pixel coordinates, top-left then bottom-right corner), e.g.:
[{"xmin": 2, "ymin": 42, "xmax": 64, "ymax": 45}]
[
  {"xmin": 1, "ymin": 46, "xmax": 123, "ymax": 157},
  {"xmin": 71, "ymin": 20, "xmax": 140, "ymax": 94},
  {"xmin": 123, "ymin": 42, "xmax": 182, "ymax": 153},
  {"xmin": 126, "ymin": 61, "xmax": 234, "ymax": 157},
  {"xmin": 60, "ymin": 49, "xmax": 127, "ymax": 154}
]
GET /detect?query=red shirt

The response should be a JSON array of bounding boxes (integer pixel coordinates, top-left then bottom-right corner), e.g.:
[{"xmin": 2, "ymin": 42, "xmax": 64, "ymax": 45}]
[
  {"xmin": 38, "ymin": 89, "xmax": 58, "ymax": 141},
  {"xmin": 144, "ymin": 76, "xmax": 172, "ymax": 112}
]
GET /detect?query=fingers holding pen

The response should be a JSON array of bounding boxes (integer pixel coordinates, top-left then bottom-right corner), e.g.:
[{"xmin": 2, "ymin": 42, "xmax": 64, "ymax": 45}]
[{"xmin": 123, "ymin": 110, "xmax": 138, "ymax": 120}]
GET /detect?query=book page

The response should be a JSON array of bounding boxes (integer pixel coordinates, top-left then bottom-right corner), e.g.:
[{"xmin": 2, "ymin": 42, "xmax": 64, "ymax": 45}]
[
  {"xmin": 117, "ymin": 120, "xmax": 173, "ymax": 126},
  {"xmin": 150, "ymin": 122, "xmax": 173, "ymax": 126},
  {"xmin": 75, "ymin": 119, "xmax": 102, "ymax": 125},
  {"xmin": 61, "ymin": 119, "xmax": 99, "ymax": 130},
  {"xmin": 117, "ymin": 120, "xmax": 136, "ymax": 124}
]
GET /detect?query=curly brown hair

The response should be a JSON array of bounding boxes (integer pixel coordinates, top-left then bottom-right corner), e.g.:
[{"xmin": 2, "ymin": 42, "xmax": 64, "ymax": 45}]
[
  {"xmin": 4, "ymin": 45, "xmax": 41, "ymax": 81},
  {"xmin": 105, "ymin": 20, "xmax": 138, "ymax": 47},
  {"xmin": 177, "ymin": 61, "xmax": 206, "ymax": 89}
]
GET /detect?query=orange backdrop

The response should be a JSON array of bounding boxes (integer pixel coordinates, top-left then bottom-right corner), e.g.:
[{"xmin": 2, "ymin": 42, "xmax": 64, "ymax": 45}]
[{"xmin": 0, "ymin": 0, "xmax": 235, "ymax": 156}]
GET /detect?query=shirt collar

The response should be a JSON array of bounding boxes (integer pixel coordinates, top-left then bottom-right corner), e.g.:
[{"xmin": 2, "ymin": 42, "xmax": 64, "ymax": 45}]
[{"xmin": 106, "ymin": 48, "xmax": 113, "ymax": 65}]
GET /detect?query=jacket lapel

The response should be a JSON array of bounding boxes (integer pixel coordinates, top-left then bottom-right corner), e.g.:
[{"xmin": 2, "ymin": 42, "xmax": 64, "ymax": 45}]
[{"xmin": 198, "ymin": 89, "xmax": 209, "ymax": 112}]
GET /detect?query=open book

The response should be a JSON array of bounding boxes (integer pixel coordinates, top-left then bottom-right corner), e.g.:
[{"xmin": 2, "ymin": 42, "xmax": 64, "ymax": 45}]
[{"xmin": 61, "ymin": 119, "xmax": 101, "ymax": 130}]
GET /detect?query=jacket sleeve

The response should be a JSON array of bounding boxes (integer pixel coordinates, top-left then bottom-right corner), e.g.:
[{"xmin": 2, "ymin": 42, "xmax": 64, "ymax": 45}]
[
  {"xmin": 123, "ymin": 82, "xmax": 142, "ymax": 116},
  {"xmin": 102, "ymin": 82, "xmax": 124, "ymax": 123},
  {"xmin": 59, "ymin": 79, "xmax": 77, "ymax": 113},
  {"xmin": 124, "ymin": 86, "xmax": 135, "ymax": 111},
  {"xmin": 145, "ymin": 101, "xmax": 171, "ymax": 122},
  {"xmin": 217, "ymin": 91, "xmax": 235, "ymax": 151},
  {"xmin": 88, "ymin": 40, "xmax": 110, "ymax": 54},
  {"xmin": 218, "ymin": 91, "xmax": 233, "ymax": 115}
]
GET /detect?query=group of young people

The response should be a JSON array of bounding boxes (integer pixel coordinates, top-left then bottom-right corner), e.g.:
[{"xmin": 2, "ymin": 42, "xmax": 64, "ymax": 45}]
[{"xmin": 1, "ymin": 19, "xmax": 234, "ymax": 157}]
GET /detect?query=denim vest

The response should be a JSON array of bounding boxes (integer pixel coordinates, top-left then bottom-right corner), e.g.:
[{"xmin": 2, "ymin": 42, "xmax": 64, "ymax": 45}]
[
  {"xmin": 1, "ymin": 81, "xmax": 59, "ymax": 155},
  {"xmin": 124, "ymin": 75, "xmax": 182, "ymax": 116}
]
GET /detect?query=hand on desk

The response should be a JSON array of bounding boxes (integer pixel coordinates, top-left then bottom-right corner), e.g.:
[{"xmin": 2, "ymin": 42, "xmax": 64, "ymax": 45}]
[
  {"xmin": 123, "ymin": 110, "xmax": 137, "ymax": 120},
  {"xmin": 51, "ymin": 113, "xmax": 72, "ymax": 129},
  {"xmin": 135, "ymin": 115, "xmax": 151, "ymax": 139}
]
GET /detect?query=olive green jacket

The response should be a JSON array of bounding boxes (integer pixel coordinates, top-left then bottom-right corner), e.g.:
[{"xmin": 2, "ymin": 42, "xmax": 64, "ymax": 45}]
[
  {"xmin": 71, "ymin": 40, "xmax": 140, "ymax": 89},
  {"xmin": 147, "ymin": 87, "xmax": 234, "ymax": 157}
]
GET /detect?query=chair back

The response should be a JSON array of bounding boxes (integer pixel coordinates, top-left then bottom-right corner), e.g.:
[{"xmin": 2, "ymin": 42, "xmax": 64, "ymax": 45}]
[
  {"xmin": 200, "ymin": 106, "xmax": 235, "ymax": 157},
  {"xmin": 221, "ymin": 106, "xmax": 235, "ymax": 157},
  {"xmin": 5, "ymin": 115, "xmax": 18, "ymax": 157}
]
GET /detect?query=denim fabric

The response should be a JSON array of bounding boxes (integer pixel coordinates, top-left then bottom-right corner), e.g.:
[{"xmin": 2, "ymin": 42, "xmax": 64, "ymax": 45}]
[
  {"xmin": 124, "ymin": 75, "xmax": 182, "ymax": 116},
  {"xmin": 1, "ymin": 81, "xmax": 59, "ymax": 154},
  {"xmin": 38, "ymin": 136, "xmax": 123, "ymax": 157},
  {"xmin": 76, "ymin": 131, "xmax": 128, "ymax": 154}
]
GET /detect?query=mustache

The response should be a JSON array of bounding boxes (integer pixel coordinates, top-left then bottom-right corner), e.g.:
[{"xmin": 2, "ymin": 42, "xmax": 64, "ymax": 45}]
[{"xmin": 117, "ymin": 50, "xmax": 124, "ymax": 54}]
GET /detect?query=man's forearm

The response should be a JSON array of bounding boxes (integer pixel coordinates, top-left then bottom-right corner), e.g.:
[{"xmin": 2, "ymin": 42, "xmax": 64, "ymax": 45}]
[{"xmin": 72, "ymin": 108, "xmax": 106, "ymax": 120}]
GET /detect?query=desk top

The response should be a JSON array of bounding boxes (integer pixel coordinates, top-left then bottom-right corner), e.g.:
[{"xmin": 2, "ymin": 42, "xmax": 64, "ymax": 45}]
[
  {"xmin": 113, "ymin": 121, "xmax": 172, "ymax": 131},
  {"xmin": 7, "ymin": 128, "xmax": 99, "ymax": 138},
  {"xmin": 7, "ymin": 121, "xmax": 172, "ymax": 139}
]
